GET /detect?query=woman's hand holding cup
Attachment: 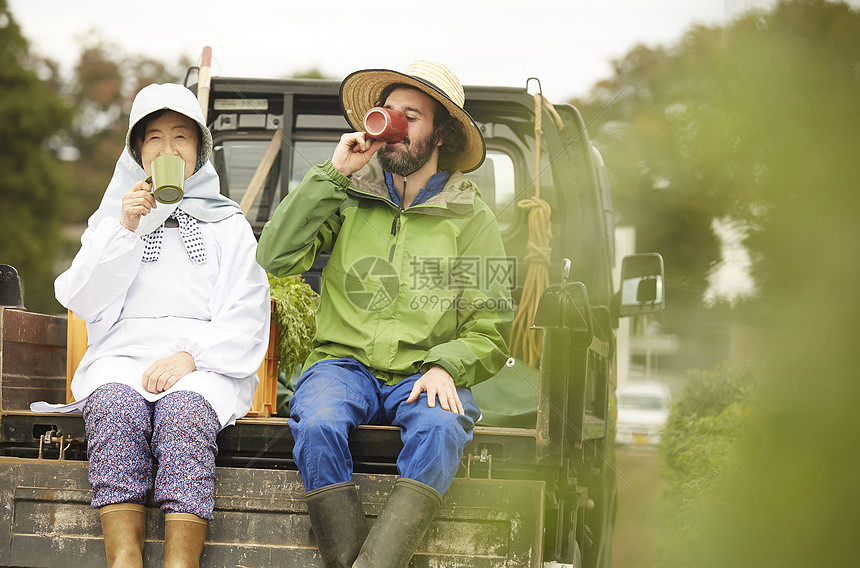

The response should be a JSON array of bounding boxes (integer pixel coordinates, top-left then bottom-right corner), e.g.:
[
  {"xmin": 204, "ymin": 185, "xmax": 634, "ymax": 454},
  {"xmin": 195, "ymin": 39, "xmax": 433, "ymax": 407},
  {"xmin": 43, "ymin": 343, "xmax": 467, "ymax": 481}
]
[{"xmin": 119, "ymin": 181, "xmax": 157, "ymax": 232}]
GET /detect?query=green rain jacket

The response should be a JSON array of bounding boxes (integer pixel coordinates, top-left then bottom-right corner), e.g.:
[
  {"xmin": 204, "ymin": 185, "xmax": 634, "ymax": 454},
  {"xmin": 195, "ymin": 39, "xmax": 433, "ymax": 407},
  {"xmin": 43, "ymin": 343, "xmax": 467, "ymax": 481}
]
[{"xmin": 256, "ymin": 159, "xmax": 513, "ymax": 388}]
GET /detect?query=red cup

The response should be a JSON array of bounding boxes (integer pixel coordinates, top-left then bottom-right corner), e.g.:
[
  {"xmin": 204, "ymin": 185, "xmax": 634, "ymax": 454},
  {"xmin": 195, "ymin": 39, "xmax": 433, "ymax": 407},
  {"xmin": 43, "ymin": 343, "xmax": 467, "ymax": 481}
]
[{"xmin": 363, "ymin": 107, "xmax": 408, "ymax": 143}]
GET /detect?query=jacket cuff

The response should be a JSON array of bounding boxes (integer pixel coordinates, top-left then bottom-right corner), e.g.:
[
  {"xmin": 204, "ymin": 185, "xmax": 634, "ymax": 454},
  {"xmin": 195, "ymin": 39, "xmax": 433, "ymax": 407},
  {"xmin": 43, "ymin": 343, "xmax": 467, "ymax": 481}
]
[
  {"xmin": 174, "ymin": 340, "xmax": 203, "ymax": 369},
  {"xmin": 420, "ymin": 358, "xmax": 465, "ymax": 387},
  {"xmin": 319, "ymin": 160, "xmax": 353, "ymax": 189}
]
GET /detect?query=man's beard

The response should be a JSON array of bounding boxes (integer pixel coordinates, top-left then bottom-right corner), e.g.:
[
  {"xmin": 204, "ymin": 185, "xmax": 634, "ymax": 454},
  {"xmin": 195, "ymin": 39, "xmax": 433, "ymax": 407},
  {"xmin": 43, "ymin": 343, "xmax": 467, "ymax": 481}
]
[{"xmin": 376, "ymin": 132, "xmax": 438, "ymax": 177}]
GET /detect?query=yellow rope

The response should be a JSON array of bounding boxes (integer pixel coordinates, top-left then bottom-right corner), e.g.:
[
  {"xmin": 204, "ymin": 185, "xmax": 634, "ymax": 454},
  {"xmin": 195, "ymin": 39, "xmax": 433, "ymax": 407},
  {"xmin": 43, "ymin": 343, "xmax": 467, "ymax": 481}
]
[
  {"xmin": 542, "ymin": 97, "xmax": 565, "ymax": 132},
  {"xmin": 510, "ymin": 93, "xmax": 554, "ymax": 367},
  {"xmin": 533, "ymin": 93, "xmax": 543, "ymax": 199}
]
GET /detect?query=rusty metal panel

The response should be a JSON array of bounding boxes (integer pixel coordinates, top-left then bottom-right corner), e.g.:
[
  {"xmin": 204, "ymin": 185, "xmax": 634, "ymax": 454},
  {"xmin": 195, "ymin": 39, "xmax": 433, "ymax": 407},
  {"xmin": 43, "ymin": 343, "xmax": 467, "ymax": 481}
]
[
  {"xmin": 1, "ymin": 310, "xmax": 67, "ymax": 411},
  {"xmin": 416, "ymin": 477, "xmax": 544, "ymax": 567},
  {"xmin": 0, "ymin": 459, "xmax": 19, "ymax": 566},
  {"xmin": 0, "ymin": 458, "xmax": 544, "ymax": 567},
  {"xmin": 2, "ymin": 372, "xmax": 67, "ymax": 410},
  {"xmin": 1, "ymin": 310, "xmax": 67, "ymax": 347}
]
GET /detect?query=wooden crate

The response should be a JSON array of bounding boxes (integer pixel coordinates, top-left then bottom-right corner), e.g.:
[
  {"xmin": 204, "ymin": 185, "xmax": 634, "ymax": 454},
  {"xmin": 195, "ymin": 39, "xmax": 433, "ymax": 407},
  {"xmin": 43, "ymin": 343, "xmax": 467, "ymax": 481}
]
[{"xmin": 247, "ymin": 302, "xmax": 278, "ymax": 417}]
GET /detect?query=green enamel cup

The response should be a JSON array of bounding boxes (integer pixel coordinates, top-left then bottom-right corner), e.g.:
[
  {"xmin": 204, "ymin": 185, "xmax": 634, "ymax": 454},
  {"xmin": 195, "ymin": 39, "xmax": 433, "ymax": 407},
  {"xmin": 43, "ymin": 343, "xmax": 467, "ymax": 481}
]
[{"xmin": 146, "ymin": 154, "xmax": 185, "ymax": 204}]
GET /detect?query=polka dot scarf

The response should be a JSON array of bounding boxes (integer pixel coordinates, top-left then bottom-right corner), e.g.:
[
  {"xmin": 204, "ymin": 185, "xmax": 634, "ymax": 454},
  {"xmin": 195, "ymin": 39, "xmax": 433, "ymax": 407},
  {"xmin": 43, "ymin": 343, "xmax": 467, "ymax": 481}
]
[{"xmin": 141, "ymin": 210, "xmax": 207, "ymax": 264}]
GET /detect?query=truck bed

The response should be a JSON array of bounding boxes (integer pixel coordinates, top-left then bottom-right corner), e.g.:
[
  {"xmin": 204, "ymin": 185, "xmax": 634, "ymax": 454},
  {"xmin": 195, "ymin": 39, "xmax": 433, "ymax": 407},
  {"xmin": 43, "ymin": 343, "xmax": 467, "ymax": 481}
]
[
  {"xmin": 0, "ymin": 296, "xmax": 608, "ymax": 567},
  {"xmin": 0, "ymin": 456, "xmax": 544, "ymax": 567},
  {"xmin": 0, "ymin": 305, "xmax": 549, "ymax": 566}
]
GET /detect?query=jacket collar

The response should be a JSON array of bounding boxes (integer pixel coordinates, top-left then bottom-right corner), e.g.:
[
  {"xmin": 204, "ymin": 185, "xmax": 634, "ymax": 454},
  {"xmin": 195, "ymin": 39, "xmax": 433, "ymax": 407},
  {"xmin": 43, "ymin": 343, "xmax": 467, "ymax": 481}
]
[{"xmin": 350, "ymin": 159, "xmax": 476, "ymax": 216}]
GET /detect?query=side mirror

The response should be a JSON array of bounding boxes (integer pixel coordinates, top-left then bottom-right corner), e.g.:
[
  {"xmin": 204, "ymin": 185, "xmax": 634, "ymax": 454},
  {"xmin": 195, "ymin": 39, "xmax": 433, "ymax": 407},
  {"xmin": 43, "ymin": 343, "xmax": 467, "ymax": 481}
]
[{"xmin": 618, "ymin": 253, "xmax": 664, "ymax": 317}]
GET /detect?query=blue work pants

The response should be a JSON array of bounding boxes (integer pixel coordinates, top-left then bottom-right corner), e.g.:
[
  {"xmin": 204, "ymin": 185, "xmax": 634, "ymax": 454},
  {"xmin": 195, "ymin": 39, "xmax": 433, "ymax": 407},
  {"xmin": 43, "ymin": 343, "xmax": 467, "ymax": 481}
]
[{"xmin": 288, "ymin": 358, "xmax": 480, "ymax": 495}]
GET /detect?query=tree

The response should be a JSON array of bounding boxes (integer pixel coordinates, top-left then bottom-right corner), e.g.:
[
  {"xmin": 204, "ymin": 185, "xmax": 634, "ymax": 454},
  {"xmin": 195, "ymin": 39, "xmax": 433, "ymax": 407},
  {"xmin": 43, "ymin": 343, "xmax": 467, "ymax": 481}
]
[
  {"xmin": 682, "ymin": 2, "xmax": 860, "ymax": 565},
  {"xmin": 579, "ymin": 1, "xmax": 860, "ymax": 566},
  {"xmin": 573, "ymin": 0, "xmax": 860, "ymax": 368},
  {"xmin": 0, "ymin": 0, "xmax": 72, "ymax": 313},
  {"xmin": 1, "ymin": 6, "xmax": 193, "ymax": 311},
  {"xmin": 574, "ymin": 41, "xmax": 732, "ymax": 369},
  {"xmin": 288, "ymin": 67, "xmax": 330, "ymax": 80}
]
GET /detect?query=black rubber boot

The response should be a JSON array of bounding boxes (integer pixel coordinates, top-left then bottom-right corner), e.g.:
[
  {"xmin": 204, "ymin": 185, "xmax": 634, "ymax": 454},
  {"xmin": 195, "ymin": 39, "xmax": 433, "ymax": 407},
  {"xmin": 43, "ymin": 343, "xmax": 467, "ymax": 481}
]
[
  {"xmin": 352, "ymin": 478, "xmax": 442, "ymax": 568},
  {"xmin": 306, "ymin": 481, "xmax": 368, "ymax": 568}
]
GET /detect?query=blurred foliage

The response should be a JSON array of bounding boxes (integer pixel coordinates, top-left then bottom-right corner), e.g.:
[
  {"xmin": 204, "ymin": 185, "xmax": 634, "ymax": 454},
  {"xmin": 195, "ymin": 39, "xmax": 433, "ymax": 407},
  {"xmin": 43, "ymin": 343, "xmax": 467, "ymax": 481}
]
[
  {"xmin": 689, "ymin": 4, "xmax": 860, "ymax": 561},
  {"xmin": 659, "ymin": 366, "xmax": 758, "ymax": 565},
  {"xmin": 0, "ymin": 0, "xmax": 73, "ymax": 312},
  {"xmin": 268, "ymin": 274, "xmax": 318, "ymax": 378},
  {"xmin": 1, "ymin": 5, "xmax": 189, "ymax": 312},
  {"xmin": 574, "ymin": 0, "xmax": 860, "ymax": 368},
  {"xmin": 287, "ymin": 67, "xmax": 331, "ymax": 80},
  {"xmin": 588, "ymin": 0, "xmax": 860, "ymax": 566}
]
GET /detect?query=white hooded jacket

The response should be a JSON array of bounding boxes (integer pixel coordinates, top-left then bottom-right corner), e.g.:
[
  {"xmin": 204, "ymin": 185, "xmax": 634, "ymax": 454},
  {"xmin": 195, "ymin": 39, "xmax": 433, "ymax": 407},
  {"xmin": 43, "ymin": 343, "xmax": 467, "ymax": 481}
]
[
  {"xmin": 37, "ymin": 84, "xmax": 271, "ymax": 428},
  {"xmin": 88, "ymin": 82, "xmax": 240, "ymax": 234}
]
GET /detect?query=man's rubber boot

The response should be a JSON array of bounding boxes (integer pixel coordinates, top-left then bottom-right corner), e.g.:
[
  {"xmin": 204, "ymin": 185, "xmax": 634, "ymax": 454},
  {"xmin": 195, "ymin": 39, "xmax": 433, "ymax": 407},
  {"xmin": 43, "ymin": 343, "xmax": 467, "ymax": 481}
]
[
  {"xmin": 352, "ymin": 478, "xmax": 442, "ymax": 568},
  {"xmin": 98, "ymin": 503, "xmax": 146, "ymax": 568},
  {"xmin": 164, "ymin": 512, "xmax": 207, "ymax": 568},
  {"xmin": 306, "ymin": 481, "xmax": 369, "ymax": 567}
]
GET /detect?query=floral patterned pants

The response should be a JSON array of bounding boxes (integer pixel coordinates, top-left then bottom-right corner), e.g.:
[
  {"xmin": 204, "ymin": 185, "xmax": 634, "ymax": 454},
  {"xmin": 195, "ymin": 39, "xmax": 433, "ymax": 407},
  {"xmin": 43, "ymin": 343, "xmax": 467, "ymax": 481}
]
[{"xmin": 83, "ymin": 382, "xmax": 221, "ymax": 519}]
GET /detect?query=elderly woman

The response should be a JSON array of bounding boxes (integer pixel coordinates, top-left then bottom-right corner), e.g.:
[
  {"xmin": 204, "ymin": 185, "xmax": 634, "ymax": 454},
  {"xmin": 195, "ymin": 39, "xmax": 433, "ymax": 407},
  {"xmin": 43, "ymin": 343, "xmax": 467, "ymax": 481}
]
[{"xmin": 52, "ymin": 83, "xmax": 270, "ymax": 567}]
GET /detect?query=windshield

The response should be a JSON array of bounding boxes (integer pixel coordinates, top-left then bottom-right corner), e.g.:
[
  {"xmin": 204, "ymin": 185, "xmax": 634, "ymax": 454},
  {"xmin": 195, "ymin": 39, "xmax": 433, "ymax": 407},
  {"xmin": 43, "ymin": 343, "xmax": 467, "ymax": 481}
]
[{"xmin": 619, "ymin": 393, "xmax": 667, "ymax": 411}]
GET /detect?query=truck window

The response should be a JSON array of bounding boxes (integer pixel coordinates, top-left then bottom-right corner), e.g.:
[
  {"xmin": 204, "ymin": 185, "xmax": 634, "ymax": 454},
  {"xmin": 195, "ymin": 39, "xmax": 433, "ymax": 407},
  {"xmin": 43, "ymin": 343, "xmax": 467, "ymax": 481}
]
[
  {"xmin": 288, "ymin": 140, "xmax": 339, "ymax": 192},
  {"xmin": 212, "ymin": 139, "xmax": 282, "ymax": 224},
  {"xmin": 212, "ymin": 138, "xmax": 339, "ymax": 223},
  {"xmin": 214, "ymin": 137, "xmax": 524, "ymax": 234},
  {"xmin": 464, "ymin": 149, "xmax": 517, "ymax": 231}
]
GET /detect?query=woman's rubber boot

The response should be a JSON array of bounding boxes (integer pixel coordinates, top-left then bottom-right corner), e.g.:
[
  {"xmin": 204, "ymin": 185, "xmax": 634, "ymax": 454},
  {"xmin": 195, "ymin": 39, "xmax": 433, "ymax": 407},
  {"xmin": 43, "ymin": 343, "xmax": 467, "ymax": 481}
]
[
  {"xmin": 306, "ymin": 481, "xmax": 368, "ymax": 567},
  {"xmin": 352, "ymin": 478, "xmax": 442, "ymax": 568},
  {"xmin": 98, "ymin": 503, "xmax": 146, "ymax": 568},
  {"xmin": 164, "ymin": 512, "xmax": 207, "ymax": 568}
]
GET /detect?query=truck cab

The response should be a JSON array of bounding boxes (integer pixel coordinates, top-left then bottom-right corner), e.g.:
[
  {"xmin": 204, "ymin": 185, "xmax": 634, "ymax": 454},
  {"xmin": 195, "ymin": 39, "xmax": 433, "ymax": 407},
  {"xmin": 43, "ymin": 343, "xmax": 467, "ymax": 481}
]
[{"xmin": 0, "ymin": 74, "xmax": 664, "ymax": 567}]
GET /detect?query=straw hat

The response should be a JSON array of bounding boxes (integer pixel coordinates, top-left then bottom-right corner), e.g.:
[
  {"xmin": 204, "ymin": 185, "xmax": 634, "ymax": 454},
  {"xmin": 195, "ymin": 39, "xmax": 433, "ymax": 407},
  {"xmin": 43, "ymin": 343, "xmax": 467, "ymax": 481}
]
[{"xmin": 340, "ymin": 60, "xmax": 486, "ymax": 173}]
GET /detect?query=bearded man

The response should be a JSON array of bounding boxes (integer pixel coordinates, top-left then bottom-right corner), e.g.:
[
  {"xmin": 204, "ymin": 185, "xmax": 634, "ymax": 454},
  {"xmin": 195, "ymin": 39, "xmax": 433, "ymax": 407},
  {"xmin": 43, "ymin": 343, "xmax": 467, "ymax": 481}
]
[{"xmin": 256, "ymin": 60, "xmax": 513, "ymax": 568}]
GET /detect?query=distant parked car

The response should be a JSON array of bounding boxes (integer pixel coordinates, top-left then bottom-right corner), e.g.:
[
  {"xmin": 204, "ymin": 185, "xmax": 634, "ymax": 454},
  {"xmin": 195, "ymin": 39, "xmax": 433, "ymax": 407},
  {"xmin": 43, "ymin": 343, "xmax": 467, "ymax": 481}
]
[{"xmin": 615, "ymin": 382, "xmax": 671, "ymax": 446}]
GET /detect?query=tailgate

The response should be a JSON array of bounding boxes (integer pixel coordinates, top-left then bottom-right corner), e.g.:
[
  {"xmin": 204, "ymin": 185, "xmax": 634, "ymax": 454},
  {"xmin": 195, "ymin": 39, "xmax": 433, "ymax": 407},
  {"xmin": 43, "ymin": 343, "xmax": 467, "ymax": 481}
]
[{"xmin": 0, "ymin": 458, "xmax": 543, "ymax": 567}]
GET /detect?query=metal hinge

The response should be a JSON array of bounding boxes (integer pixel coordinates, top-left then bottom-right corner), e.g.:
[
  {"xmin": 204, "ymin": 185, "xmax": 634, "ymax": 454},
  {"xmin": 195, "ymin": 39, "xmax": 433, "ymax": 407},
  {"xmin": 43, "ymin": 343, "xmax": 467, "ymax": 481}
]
[
  {"xmin": 38, "ymin": 430, "xmax": 70, "ymax": 461},
  {"xmin": 465, "ymin": 447, "xmax": 493, "ymax": 479}
]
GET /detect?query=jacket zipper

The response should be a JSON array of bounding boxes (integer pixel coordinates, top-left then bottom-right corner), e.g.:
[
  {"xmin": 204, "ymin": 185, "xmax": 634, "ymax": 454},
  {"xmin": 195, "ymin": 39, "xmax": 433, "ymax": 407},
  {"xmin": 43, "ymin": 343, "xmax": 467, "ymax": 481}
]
[
  {"xmin": 389, "ymin": 176, "xmax": 407, "ymax": 261},
  {"xmin": 390, "ymin": 204, "xmax": 404, "ymax": 236}
]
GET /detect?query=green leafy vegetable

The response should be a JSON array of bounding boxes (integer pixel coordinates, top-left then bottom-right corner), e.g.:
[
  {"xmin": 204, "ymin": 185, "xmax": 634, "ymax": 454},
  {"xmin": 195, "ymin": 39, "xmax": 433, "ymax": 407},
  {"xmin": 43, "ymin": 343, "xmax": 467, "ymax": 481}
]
[{"xmin": 267, "ymin": 274, "xmax": 318, "ymax": 377}]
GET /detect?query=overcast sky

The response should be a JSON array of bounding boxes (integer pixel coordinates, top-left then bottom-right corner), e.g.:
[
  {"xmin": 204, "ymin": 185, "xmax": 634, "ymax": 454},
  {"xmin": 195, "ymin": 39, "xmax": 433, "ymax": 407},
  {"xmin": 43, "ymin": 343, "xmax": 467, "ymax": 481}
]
[{"xmin": 6, "ymin": 0, "xmax": 804, "ymax": 102}]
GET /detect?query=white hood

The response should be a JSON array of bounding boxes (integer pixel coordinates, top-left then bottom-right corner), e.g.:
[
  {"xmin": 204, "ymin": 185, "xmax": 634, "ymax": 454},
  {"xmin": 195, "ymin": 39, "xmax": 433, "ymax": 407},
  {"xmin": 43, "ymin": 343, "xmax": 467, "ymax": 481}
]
[{"xmin": 87, "ymin": 83, "xmax": 240, "ymax": 235}]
